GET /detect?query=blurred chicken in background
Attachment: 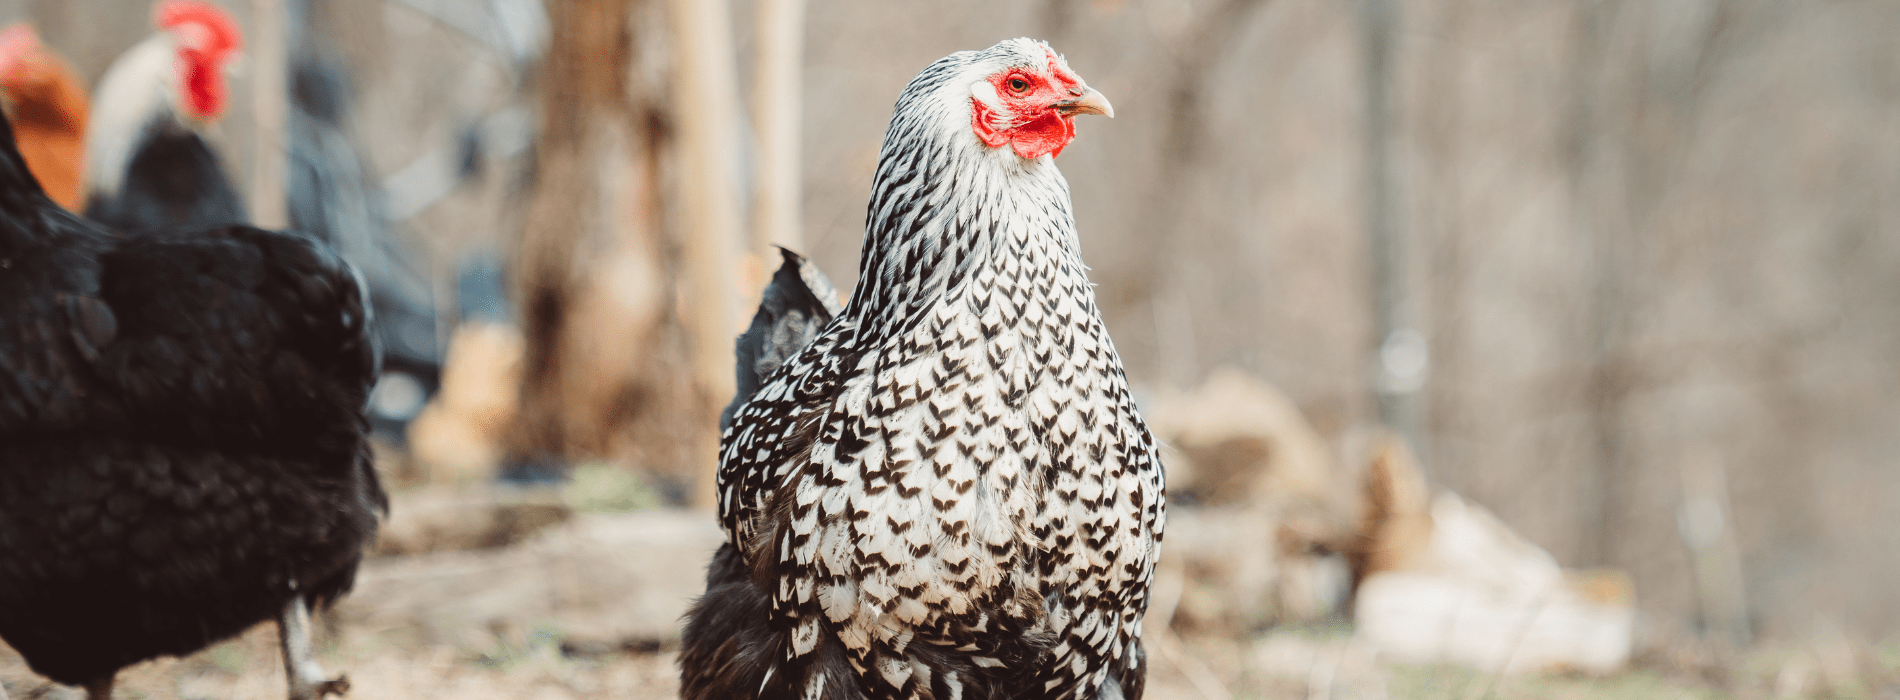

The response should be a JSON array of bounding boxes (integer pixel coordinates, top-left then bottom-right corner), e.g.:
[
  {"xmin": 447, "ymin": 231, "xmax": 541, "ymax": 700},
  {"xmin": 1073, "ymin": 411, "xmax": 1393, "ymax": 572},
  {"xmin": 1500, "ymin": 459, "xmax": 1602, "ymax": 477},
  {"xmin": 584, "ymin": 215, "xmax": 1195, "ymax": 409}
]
[
  {"xmin": 0, "ymin": 24, "xmax": 88, "ymax": 211},
  {"xmin": 286, "ymin": 0, "xmax": 442, "ymax": 441},
  {"xmin": 36, "ymin": 0, "xmax": 447, "ymax": 443},
  {"xmin": 83, "ymin": 0, "xmax": 247, "ymax": 232}
]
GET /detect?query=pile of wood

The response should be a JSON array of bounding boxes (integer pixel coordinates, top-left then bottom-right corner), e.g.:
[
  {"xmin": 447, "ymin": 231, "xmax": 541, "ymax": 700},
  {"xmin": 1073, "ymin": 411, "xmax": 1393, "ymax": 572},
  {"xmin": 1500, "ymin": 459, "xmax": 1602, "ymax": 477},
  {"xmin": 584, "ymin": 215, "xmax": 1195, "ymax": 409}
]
[{"xmin": 1143, "ymin": 366, "xmax": 1634, "ymax": 677}]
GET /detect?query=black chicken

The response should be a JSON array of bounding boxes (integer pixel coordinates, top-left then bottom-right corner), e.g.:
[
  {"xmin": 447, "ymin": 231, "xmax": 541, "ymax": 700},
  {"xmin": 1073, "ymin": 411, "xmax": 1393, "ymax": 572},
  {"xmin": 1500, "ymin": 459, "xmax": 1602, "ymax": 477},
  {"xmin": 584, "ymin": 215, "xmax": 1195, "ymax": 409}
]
[
  {"xmin": 681, "ymin": 38, "xmax": 1165, "ymax": 700},
  {"xmin": 0, "ymin": 102, "xmax": 382, "ymax": 700}
]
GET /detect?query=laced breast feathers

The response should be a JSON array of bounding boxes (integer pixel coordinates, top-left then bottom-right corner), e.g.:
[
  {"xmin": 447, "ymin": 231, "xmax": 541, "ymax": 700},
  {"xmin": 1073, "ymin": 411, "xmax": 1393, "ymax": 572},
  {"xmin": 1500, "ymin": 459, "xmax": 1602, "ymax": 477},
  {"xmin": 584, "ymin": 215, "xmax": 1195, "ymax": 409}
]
[{"xmin": 716, "ymin": 41, "xmax": 1165, "ymax": 699}]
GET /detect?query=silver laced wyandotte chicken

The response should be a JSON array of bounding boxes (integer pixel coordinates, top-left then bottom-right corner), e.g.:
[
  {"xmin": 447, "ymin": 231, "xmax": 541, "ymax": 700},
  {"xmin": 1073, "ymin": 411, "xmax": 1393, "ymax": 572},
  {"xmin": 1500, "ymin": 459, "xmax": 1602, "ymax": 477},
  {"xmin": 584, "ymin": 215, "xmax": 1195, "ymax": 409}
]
[
  {"xmin": 681, "ymin": 38, "xmax": 1167, "ymax": 700},
  {"xmin": 0, "ymin": 103, "xmax": 382, "ymax": 699}
]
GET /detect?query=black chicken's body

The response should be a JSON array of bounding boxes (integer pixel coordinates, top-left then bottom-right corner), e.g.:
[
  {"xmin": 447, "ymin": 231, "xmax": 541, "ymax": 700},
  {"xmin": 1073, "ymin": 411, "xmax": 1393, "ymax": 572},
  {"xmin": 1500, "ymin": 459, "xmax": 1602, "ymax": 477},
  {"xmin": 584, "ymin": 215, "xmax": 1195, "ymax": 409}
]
[
  {"xmin": 682, "ymin": 39, "xmax": 1164, "ymax": 700},
  {"xmin": 0, "ymin": 99, "xmax": 381, "ymax": 697}
]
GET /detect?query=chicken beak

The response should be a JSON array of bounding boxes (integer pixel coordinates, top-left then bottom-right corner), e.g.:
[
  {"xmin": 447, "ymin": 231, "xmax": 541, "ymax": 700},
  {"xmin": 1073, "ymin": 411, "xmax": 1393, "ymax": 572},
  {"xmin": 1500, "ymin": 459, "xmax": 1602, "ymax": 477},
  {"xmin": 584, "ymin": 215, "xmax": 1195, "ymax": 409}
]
[{"xmin": 1055, "ymin": 86, "xmax": 1114, "ymax": 119}]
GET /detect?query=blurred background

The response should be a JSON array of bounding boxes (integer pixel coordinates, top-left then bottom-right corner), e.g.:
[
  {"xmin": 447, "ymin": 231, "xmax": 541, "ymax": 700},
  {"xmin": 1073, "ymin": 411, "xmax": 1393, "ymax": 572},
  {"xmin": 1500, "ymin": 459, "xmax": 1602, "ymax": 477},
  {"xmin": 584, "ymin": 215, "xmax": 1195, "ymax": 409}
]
[{"xmin": 2, "ymin": 0, "xmax": 1897, "ymax": 698}]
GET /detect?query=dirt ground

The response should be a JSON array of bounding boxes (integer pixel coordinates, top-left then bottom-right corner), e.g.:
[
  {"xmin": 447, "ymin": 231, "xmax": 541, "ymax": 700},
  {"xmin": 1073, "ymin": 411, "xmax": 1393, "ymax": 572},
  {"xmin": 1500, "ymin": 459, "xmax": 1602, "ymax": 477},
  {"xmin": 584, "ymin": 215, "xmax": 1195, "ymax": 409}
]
[
  {"xmin": 4, "ymin": 485, "xmax": 1893, "ymax": 700},
  {"xmin": 10, "ymin": 616, "xmax": 1892, "ymax": 700}
]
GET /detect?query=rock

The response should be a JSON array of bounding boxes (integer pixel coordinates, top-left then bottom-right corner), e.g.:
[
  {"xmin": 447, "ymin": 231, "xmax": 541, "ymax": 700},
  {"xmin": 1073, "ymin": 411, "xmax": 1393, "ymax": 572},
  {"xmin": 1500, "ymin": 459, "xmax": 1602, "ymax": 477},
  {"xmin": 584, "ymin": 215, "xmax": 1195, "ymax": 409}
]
[{"xmin": 338, "ymin": 510, "xmax": 724, "ymax": 650}]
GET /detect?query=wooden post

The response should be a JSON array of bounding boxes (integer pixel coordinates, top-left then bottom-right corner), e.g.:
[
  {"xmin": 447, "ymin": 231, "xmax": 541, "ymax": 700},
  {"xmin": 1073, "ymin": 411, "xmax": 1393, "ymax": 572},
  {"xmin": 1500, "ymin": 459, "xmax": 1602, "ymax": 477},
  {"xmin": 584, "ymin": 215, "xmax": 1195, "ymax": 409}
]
[
  {"xmin": 249, "ymin": 0, "xmax": 288, "ymax": 228},
  {"xmin": 669, "ymin": 0, "xmax": 742, "ymax": 396},
  {"xmin": 1679, "ymin": 452, "xmax": 1751, "ymax": 649},
  {"xmin": 668, "ymin": 0, "xmax": 743, "ymax": 505},
  {"xmin": 751, "ymin": 0, "xmax": 805, "ymax": 253},
  {"xmin": 1362, "ymin": 0, "xmax": 1423, "ymax": 455}
]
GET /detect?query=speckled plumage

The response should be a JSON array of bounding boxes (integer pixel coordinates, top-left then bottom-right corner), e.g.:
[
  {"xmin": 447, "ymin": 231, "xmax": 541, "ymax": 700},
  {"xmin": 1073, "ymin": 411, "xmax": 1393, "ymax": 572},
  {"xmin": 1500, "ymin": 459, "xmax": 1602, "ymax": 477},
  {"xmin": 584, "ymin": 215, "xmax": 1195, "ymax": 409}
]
[{"xmin": 682, "ymin": 39, "xmax": 1165, "ymax": 700}]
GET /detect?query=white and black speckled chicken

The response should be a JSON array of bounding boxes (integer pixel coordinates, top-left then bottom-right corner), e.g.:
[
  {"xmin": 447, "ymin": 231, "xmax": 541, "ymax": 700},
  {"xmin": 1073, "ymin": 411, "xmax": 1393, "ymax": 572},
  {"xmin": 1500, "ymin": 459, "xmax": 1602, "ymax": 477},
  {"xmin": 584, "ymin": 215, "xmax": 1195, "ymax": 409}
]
[{"xmin": 681, "ymin": 38, "xmax": 1166, "ymax": 700}]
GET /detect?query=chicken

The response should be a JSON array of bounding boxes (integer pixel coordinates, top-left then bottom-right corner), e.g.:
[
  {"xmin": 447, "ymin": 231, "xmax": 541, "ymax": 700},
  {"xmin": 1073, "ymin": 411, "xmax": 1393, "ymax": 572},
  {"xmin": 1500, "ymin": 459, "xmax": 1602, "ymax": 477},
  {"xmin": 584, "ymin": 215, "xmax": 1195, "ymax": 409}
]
[
  {"xmin": 81, "ymin": 0, "xmax": 443, "ymax": 439},
  {"xmin": 84, "ymin": 0, "xmax": 247, "ymax": 232},
  {"xmin": 680, "ymin": 38, "xmax": 1164, "ymax": 700},
  {"xmin": 0, "ymin": 23, "xmax": 88, "ymax": 211},
  {"xmin": 0, "ymin": 103, "xmax": 381, "ymax": 700},
  {"xmin": 286, "ymin": 34, "xmax": 442, "ymax": 440}
]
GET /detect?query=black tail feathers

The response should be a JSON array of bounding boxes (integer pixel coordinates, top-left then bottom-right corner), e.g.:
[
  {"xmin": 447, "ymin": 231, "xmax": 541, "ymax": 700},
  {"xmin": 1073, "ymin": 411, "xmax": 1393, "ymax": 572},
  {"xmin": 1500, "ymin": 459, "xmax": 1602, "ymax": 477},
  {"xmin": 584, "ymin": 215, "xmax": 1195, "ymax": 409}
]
[{"xmin": 720, "ymin": 247, "xmax": 843, "ymax": 432}]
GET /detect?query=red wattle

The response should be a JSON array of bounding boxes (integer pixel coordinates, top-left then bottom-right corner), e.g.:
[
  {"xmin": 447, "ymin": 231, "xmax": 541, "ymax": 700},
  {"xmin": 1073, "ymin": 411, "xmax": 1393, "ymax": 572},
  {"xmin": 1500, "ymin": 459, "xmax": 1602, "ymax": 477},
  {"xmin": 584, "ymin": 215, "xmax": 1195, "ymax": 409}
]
[
  {"xmin": 972, "ymin": 96, "xmax": 1078, "ymax": 160},
  {"xmin": 180, "ymin": 51, "xmax": 224, "ymax": 119},
  {"xmin": 1007, "ymin": 111, "xmax": 1074, "ymax": 160}
]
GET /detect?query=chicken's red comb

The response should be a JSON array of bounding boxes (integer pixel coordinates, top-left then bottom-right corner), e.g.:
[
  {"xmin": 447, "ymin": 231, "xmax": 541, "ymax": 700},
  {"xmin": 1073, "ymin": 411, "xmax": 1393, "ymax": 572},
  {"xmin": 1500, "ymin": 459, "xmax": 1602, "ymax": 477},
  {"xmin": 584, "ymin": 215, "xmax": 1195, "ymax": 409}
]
[{"xmin": 156, "ymin": 0, "xmax": 242, "ymax": 57}]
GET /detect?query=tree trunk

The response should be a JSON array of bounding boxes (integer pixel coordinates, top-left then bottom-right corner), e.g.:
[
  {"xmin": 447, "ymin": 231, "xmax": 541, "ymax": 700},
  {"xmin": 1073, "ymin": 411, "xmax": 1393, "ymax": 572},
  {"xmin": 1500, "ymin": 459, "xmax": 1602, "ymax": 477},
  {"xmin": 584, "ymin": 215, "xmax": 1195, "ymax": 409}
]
[{"xmin": 507, "ymin": 0, "xmax": 695, "ymax": 494}]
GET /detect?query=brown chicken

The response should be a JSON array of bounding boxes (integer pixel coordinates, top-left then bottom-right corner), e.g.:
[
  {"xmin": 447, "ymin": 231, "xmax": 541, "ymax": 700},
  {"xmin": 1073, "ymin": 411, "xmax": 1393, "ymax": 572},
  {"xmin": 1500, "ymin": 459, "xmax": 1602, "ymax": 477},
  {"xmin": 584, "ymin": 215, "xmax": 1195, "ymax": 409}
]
[{"xmin": 0, "ymin": 23, "xmax": 88, "ymax": 211}]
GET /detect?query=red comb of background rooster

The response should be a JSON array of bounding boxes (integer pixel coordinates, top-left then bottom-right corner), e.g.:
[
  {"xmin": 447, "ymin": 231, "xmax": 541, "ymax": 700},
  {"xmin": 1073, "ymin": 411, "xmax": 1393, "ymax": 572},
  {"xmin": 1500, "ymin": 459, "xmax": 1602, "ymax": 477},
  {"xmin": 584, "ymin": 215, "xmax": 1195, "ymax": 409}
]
[
  {"xmin": 153, "ymin": 0, "xmax": 241, "ymax": 121},
  {"xmin": 157, "ymin": 0, "xmax": 242, "ymax": 57}
]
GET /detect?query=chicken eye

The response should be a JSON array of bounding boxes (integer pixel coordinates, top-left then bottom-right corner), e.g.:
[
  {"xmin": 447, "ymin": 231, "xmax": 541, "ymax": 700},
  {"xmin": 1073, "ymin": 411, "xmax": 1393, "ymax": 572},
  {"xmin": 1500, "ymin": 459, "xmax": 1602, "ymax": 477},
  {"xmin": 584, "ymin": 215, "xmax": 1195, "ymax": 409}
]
[{"xmin": 1008, "ymin": 77, "xmax": 1029, "ymax": 93}]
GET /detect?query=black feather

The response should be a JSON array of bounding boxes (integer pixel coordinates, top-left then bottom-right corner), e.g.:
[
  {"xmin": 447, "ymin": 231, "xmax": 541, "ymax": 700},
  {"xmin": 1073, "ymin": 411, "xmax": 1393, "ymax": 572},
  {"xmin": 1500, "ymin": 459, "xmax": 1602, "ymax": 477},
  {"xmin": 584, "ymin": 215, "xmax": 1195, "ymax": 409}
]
[
  {"xmin": 679, "ymin": 543, "xmax": 802, "ymax": 698},
  {"xmin": 720, "ymin": 246, "xmax": 843, "ymax": 432}
]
